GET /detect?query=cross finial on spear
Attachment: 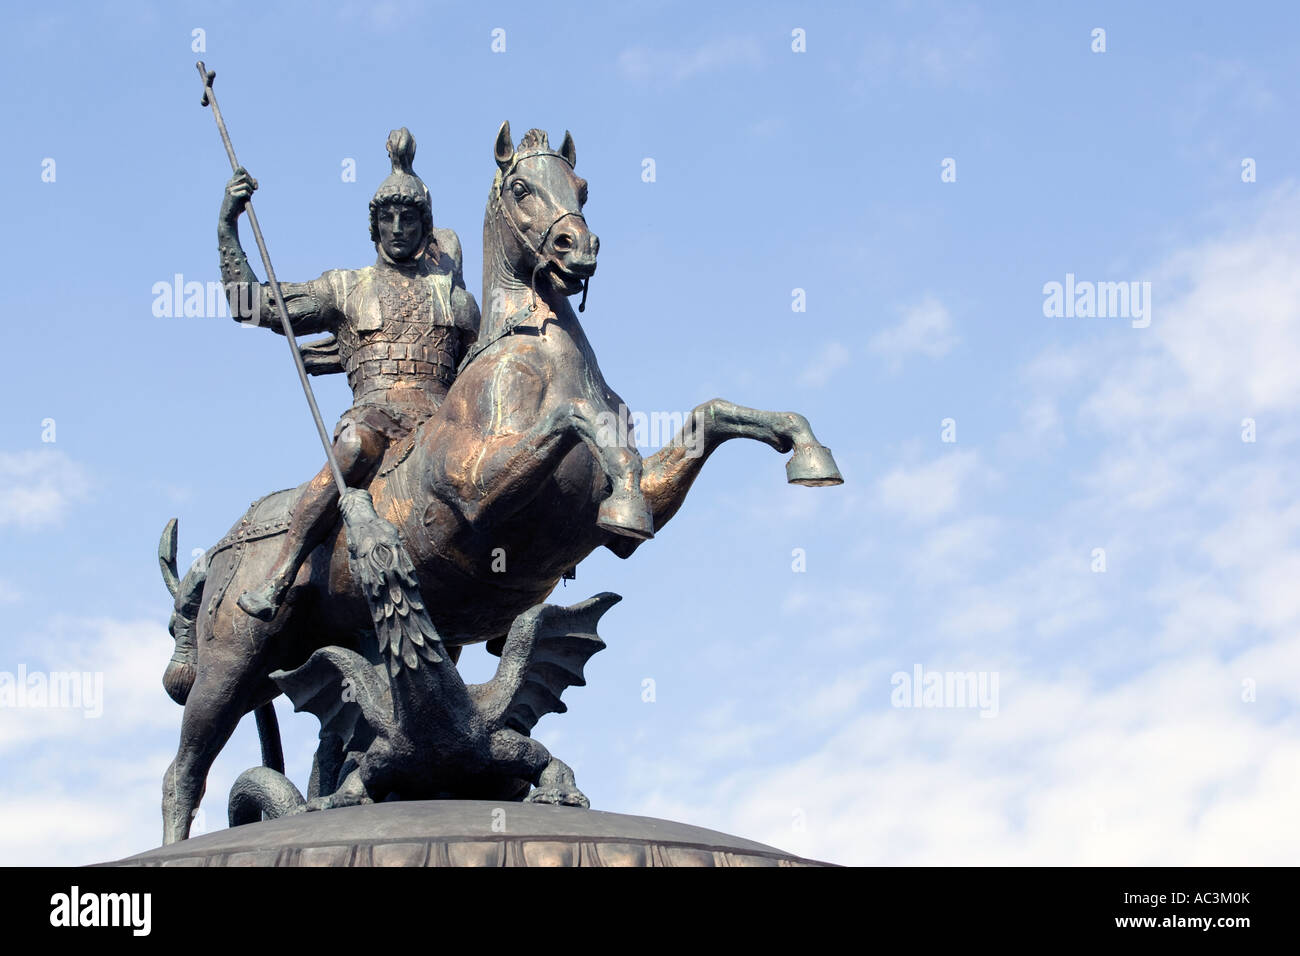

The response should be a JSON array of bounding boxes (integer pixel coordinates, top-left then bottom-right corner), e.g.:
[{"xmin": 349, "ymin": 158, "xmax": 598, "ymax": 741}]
[{"xmin": 195, "ymin": 61, "xmax": 348, "ymax": 496}]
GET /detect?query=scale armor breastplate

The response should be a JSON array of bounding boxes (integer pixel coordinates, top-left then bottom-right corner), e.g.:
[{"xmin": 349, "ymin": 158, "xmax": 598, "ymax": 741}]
[{"xmin": 334, "ymin": 263, "xmax": 465, "ymax": 405}]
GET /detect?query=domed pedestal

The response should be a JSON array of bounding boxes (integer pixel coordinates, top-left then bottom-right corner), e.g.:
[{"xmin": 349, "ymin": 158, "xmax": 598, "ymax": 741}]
[{"xmin": 105, "ymin": 801, "xmax": 829, "ymax": 867}]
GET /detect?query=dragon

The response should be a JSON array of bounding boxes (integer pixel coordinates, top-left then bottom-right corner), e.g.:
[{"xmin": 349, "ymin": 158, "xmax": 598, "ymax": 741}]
[{"xmin": 228, "ymin": 489, "xmax": 616, "ymax": 824}]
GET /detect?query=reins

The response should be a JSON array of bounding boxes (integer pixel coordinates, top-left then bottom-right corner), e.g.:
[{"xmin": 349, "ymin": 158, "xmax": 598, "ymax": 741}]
[{"xmin": 458, "ymin": 161, "xmax": 591, "ymax": 373}]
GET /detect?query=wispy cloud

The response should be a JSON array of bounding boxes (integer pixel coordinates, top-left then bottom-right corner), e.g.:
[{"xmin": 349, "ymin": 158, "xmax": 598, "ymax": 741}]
[
  {"xmin": 0, "ymin": 450, "xmax": 92, "ymax": 530},
  {"xmin": 798, "ymin": 342, "xmax": 851, "ymax": 388},
  {"xmin": 335, "ymin": 0, "xmax": 425, "ymax": 32},
  {"xmin": 869, "ymin": 296, "xmax": 958, "ymax": 366},
  {"xmin": 857, "ymin": 3, "xmax": 998, "ymax": 90},
  {"xmin": 618, "ymin": 35, "xmax": 763, "ymax": 87},
  {"xmin": 875, "ymin": 449, "xmax": 982, "ymax": 523}
]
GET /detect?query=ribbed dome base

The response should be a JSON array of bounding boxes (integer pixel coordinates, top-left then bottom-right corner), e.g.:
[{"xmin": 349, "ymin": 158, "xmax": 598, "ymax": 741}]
[{"xmin": 103, "ymin": 801, "xmax": 829, "ymax": 867}]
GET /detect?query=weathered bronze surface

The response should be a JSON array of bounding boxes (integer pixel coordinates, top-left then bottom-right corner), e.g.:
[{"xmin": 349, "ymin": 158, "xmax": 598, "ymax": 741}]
[{"xmin": 160, "ymin": 74, "xmax": 843, "ymax": 847}]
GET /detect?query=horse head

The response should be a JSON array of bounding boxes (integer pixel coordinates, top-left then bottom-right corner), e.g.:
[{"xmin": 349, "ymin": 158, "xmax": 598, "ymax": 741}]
[{"xmin": 483, "ymin": 122, "xmax": 598, "ymax": 320}]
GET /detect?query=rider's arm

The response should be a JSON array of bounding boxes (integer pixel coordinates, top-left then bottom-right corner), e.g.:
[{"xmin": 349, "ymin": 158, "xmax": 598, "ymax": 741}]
[
  {"xmin": 253, "ymin": 277, "xmax": 340, "ymax": 337},
  {"xmin": 217, "ymin": 194, "xmax": 260, "ymax": 325},
  {"xmin": 217, "ymin": 167, "xmax": 341, "ymax": 335}
]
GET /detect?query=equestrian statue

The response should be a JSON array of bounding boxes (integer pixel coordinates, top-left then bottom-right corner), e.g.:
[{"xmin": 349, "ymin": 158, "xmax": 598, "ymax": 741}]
[{"xmin": 158, "ymin": 64, "xmax": 843, "ymax": 844}]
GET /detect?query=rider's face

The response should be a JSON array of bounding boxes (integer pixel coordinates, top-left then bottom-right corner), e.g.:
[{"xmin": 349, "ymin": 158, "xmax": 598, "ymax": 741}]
[{"xmin": 377, "ymin": 203, "xmax": 423, "ymax": 260}]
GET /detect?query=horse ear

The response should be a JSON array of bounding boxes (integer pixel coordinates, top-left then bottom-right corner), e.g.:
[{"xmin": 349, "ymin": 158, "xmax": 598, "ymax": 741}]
[
  {"xmin": 494, "ymin": 121, "xmax": 514, "ymax": 171},
  {"xmin": 559, "ymin": 130, "xmax": 576, "ymax": 168}
]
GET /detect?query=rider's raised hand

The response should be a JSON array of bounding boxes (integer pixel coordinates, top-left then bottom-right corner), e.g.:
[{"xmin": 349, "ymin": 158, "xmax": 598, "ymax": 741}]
[{"xmin": 221, "ymin": 167, "xmax": 258, "ymax": 220}]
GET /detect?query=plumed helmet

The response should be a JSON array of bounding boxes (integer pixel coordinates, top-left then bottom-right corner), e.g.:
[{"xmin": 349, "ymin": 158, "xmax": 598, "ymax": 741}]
[{"xmin": 369, "ymin": 128, "xmax": 433, "ymax": 242}]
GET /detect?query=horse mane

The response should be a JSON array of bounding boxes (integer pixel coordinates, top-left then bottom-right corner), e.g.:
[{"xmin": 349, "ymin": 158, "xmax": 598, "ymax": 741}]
[{"xmin": 518, "ymin": 129, "xmax": 550, "ymax": 151}]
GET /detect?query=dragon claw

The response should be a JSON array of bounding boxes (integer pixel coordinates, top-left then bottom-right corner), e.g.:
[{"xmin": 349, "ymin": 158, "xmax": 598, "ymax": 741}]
[{"xmin": 526, "ymin": 787, "xmax": 590, "ymax": 809}]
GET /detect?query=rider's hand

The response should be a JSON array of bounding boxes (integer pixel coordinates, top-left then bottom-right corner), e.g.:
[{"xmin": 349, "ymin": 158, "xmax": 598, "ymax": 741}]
[{"xmin": 221, "ymin": 167, "xmax": 258, "ymax": 220}]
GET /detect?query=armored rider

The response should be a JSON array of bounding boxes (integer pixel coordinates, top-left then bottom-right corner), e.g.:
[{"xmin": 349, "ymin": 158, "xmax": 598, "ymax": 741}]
[{"xmin": 218, "ymin": 127, "xmax": 480, "ymax": 620}]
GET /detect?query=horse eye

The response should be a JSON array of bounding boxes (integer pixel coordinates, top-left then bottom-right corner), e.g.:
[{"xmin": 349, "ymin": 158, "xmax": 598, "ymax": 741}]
[{"xmin": 511, "ymin": 181, "xmax": 527, "ymax": 199}]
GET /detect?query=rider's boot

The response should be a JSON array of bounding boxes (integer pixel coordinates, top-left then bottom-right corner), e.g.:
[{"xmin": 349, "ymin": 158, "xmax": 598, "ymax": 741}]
[
  {"xmin": 237, "ymin": 469, "xmax": 342, "ymax": 621},
  {"xmin": 238, "ymin": 419, "xmax": 385, "ymax": 621},
  {"xmin": 235, "ymin": 559, "xmax": 303, "ymax": 622}
]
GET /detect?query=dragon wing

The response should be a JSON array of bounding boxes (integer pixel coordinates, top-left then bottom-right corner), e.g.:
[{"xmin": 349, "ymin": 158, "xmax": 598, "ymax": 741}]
[
  {"xmin": 270, "ymin": 646, "xmax": 393, "ymax": 753},
  {"xmin": 472, "ymin": 592, "xmax": 620, "ymax": 736}
]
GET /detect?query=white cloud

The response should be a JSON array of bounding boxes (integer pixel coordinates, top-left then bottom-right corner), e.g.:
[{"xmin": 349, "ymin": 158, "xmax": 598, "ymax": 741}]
[
  {"xmin": 875, "ymin": 449, "xmax": 981, "ymax": 523},
  {"xmin": 0, "ymin": 450, "xmax": 92, "ymax": 529},
  {"xmin": 628, "ymin": 639, "xmax": 1300, "ymax": 865},
  {"xmin": 781, "ymin": 586, "xmax": 886, "ymax": 649},
  {"xmin": 1018, "ymin": 399, "xmax": 1064, "ymax": 445},
  {"xmin": 798, "ymin": 342, "xmax": 851, "ymax": 388},
  {"xmin": 0, "ymin": 617, "xmax": 177, "ymax": 753},
  {"xmin": 1076, "ymin": 188, "xmax": 1300, "ymax": 437},
  {"xmin": 1023, "ymin": 344, "xmax": 1088, "ymax": 389},
  {"xmin": 869, "ymin": 296, "xmax": 958, "ymax": 365},
  {"xmin": 906, "ymin": 515, "xmax": 1000, "ymax": 583},
  {"xmin": 0, "ymin": 615, "xmax": 274, "ymax": 864}
]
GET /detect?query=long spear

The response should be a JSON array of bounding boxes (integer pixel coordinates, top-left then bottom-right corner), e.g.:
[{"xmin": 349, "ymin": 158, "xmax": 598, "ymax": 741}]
[
  {"xmin": 196, "ymin": 61, "xmax": 346, "ymax": 495},
  {"xmin": 195, "ymin": 61, "xmax": 443, "ymax": 670}
]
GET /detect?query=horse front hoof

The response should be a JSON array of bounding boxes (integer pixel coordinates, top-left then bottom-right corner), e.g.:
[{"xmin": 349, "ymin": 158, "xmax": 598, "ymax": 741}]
[
  {"xmin": 786, "ymin": 443, "xmax": 844, "ymax": 487},
  {"xmin": 597, "ymin": 490, "xmax": 655, "ymax": 541}
]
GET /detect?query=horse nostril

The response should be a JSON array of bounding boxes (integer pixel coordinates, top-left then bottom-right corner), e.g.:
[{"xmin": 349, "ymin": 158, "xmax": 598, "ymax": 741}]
[{"xmin": 554, "ymin": 234, "xmax": 574, "ymax": 251}]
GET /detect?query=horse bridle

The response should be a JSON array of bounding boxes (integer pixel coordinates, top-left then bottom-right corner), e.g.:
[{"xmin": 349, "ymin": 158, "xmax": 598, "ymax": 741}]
[
  {"xmin": 457, "ymin": 155, "xmax": 591, "ymax": 374},
  {"xmin": 496, "ymin": 150, "xmax": 591, "ymax": 314}
]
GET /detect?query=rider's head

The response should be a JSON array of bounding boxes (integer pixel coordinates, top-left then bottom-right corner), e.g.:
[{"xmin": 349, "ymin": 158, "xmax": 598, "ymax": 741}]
[
  {"xmin": 374, "ymin": 200, "xmax": 425, "ymax": 261},
  {"xmin": 369, "ymin": 128, "xmax": 433, "ymax": 260}
]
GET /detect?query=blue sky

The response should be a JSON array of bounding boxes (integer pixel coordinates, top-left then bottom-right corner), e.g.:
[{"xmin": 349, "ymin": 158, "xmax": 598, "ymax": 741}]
[{"xmin": 3, "ymin": 0, "xmax": 1300, "ymax": 864}]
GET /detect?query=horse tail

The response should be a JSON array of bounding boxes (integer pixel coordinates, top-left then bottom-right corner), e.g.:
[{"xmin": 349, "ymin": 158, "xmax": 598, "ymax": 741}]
[
  {"xmin": 159, "ymin": 518, "xmax": 204, "ymax": 705},
  {"xmin": 228, "ymin": 766, "xmax": 305, "ymax": 827}
]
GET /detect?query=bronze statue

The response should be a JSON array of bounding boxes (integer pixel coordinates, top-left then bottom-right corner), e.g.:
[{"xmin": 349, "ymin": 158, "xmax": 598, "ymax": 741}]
[{"xmin": 161, "ymin": 65, "xmax": 842, "ymax": 845}]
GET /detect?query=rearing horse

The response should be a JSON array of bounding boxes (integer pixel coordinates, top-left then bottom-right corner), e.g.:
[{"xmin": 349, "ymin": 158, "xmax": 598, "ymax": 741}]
[{"xmin": 158, "ymin": 122, "xmax": 842, "ymax": 844}]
